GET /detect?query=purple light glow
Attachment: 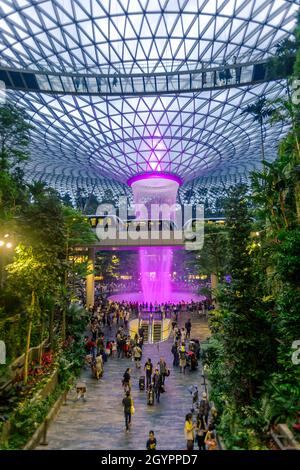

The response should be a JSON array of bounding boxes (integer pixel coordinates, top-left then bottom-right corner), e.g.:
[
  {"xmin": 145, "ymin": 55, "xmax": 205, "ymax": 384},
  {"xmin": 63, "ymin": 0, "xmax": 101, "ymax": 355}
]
[
  {"xmin": 127, "ymin": 172, "xmax": 183, "ymax": 187},
  {"xmin": 139, "ymin": 246, "xmax": 172, "ymax": 304},
  {"xmin": 109, "ymin": 291, "xmax": 206, "ymax": 305}
]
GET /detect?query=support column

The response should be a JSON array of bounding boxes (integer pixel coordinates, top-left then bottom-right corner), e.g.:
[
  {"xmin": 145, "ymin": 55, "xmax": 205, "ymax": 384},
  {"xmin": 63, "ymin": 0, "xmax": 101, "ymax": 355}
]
[{"xmin": 86, "ymin": 247, "xmax": 95, "ymax": 308}]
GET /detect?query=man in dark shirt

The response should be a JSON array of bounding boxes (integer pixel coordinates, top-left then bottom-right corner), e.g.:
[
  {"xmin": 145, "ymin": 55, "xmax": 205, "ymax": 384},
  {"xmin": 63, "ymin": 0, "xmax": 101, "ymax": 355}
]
[
  {"xmin": 144, "ymin": 358, "xmax": 153, "ymax": 389},
  {"xmin": 152, "ymin": 368, "xmax": 162, "ymax": 403},
  {"xmin": 146, "ymin": 430, "xmax": 157, "ymax": 450},
  {"xmin": 185, "ymin": 319, "xmax": 192, "ymax": 339},
  {"xmin": 122, "ymin": 391, "xmax": 133, "ymax": 431}
]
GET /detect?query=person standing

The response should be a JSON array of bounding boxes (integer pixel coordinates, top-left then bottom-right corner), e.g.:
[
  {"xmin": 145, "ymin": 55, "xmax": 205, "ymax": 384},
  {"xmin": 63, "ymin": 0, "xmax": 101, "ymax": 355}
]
[
  {"xmin": 122, "ymin": 367, "xmax": 131, "ymax": 392},
  {"xmin": 122, "ymin": 391, "xmax": 134, "ymax": 432},
  {"xmin": 124, "ymin": 311, "xmax": 129, "ymax": 330},
  {"xmin": 133, "ymin": 344, "xmax": 142, "ymax": 369},
  {"xmin": 147, "ymin": 384, "xmax": 155, "ymax": 406},
  {"xmin": 198, "ymin": 392, "xmax": 210, "ymax": 425},
  {"xmin": 159, "ymin": 357, "xmax": 167, "ymax": 386},
  {"xmin": 144, "ymin": 358, "xmax": 153, "ymax": 389},
  {"xmin": 173, "ymin": 325, "xmax": 178, "ymax": 341},
  {"xmin": 196, "ymin": 414, "xmax": 207, "ymax": 450},
  {"xmin": 179, "ymin": 344, "xmax": 187, "ymax": 374},
  {"xmin": 204, "ymin": 425, "xmax": 217, "ymax": 450},
  {"xmin": 184, "ymin": 413, "xmax": 195, "ymax": 450},
  {"xmin": 185, "ymin": 318, "xmax": 192, "ymax": 339},
  {"xmin": 116, "ymin": 332, "xmax": 123, "ymax": 359},
  {"xmin": 171, "ymin": 341, "xmax": 179, "ymax": 367},
  {"xmin": 138, "ymin": 325, "xmax": 144, "ymax": 341},
  {"xmin": 146, "ymin": 430, "xmax": 157, "ymax": 450}
]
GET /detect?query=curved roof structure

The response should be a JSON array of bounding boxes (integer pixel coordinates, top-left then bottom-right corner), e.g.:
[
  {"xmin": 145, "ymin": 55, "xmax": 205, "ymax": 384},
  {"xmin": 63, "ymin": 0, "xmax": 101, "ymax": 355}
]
[{"xmin": 1, "ymin": 0, "xmax": 299, "ymax": 199}]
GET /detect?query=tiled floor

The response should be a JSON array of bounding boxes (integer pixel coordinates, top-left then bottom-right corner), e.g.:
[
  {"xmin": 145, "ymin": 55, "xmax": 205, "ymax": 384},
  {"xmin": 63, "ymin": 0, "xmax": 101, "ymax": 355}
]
[{"xmin": 36, "ymin": 312, "xmax": 210, "ymax": 450}]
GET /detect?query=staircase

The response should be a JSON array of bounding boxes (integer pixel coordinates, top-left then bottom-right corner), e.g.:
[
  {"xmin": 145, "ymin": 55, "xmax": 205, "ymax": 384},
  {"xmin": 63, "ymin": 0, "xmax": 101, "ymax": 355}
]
[{"xmin": 152, "ymin": 321, "xmax": 162, "ymax": 343}]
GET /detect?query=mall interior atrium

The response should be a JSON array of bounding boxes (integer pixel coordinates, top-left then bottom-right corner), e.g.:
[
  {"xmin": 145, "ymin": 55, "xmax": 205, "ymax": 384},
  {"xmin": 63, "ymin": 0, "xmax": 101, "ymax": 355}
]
[{"xmin": 0, "ymin": 0, "xmax": 300, "ymax": 452}]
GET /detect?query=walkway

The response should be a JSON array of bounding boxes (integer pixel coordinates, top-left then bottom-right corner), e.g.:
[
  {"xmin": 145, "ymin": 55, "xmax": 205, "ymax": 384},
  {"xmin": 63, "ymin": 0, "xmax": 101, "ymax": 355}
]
[
  {"xmin": 36, "ymin": 311, "xmax": 210, "ymax": 450},
  {"xmin": 1, "ymin": 59, "xmax": 277, "ymax": 96}
]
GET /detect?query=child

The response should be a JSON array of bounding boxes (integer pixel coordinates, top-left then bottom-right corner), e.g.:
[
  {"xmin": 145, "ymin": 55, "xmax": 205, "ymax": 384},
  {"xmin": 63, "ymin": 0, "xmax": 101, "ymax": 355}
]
[
  {"xmin": 76, "ymin": 380, "xmax": 87, "ymax": 401},
  {"xmin": 146, "ymin": 430, "xmax": 157, "ymax": 450},
  {"xmin": 204, "ymin": 425, "xmax": 217, "ymax": 450}
]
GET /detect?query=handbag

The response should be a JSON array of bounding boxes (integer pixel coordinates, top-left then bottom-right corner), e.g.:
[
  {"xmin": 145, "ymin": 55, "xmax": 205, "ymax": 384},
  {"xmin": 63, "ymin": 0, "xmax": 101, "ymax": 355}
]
[{"xmin": 130, "ymin": 401, "xmax": 135, "ymax": 415}]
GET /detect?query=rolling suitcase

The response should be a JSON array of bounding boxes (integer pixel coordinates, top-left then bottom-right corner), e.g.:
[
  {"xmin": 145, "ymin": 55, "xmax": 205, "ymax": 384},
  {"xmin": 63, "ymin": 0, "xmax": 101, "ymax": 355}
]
[
  {"xmin": 139, "ymin": 375, "xmax": 145, "ymax": 391},
  {"xmin": 147, "ymin": 389, "xmax": 154, "ymax": 405}
]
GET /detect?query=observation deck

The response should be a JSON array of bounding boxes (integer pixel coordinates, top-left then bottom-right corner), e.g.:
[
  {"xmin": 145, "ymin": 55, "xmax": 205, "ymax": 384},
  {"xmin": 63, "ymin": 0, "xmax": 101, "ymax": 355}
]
[{"xmin": 0, "ymin": 60, "xmax": 279, "ymax": 96}]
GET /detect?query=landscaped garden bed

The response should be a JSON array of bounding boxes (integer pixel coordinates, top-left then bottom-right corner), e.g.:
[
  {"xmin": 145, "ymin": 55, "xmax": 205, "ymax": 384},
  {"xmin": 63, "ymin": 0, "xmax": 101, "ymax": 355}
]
[{"xmin": 0, "ymin": 336, "xmax": 85, "ymax": 450}]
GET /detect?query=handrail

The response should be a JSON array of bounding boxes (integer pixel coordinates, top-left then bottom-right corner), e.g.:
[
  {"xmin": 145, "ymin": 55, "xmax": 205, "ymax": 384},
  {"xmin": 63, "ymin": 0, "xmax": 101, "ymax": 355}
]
[{"xmin": 0, "ymin": 59, "xmax": 280, "ymax": 96}]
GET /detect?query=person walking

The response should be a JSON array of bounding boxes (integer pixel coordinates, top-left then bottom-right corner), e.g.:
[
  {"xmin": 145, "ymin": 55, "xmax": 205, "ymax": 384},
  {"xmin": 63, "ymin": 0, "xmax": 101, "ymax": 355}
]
[
  {"xmin": 198, "ymin": 392, "xmax": 210, "ymax": 425},
  {"xmin": 179, "ymin": 344, "xmax": 187, "ymax": 374},
  {"xmin": 185, "ymin": 318, "xmax": 192, "ymax": 339},
  {"xmin": 171, "ymin": 341, "xmax": 179, "ymax": 366},
  {"xmin": 122, "ymin": 390, "xmax": 134, "ymax": 432},
  {"xmin": 144, "ymin": 358, "xmax": 153, "ymax": 389},
  {"xmin": 124, "ymin": 311, "xmax": 129, "ymax": 330},
  {"xmin": 116, "ymin": 332, "xmax": 123, "ymax": 358},
  {"xmin": 184, "ymin": 413, "xmax": 195, "ymax": 450},
  {"xmin": 122, "ymin": 367, "xmax": 131, "ymax": 392},
  {"xmin": 146, "ymin": 430, "xmax": 157, "ymax": 450},
  {"xmin": 173, "ymin": 325, "xmax": 179, "ymax": 343},
  {"xmin": 133, "ymin": 344, "xmax": 142, "ymax": 368},
  {"xmin": 158, "ymin": 357, "xmax": 167, "ymax": 386}
]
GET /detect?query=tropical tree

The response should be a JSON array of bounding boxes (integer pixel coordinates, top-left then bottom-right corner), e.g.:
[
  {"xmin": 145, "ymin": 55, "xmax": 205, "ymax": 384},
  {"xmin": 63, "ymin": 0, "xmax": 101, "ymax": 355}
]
[
  {"xmin": 241, "ymin": 97, "xmax": 275, "ymax": 165},
  {"xmin": 195, "ymin": 223, "xmax": 228, "ymax": 304},
  {"xmin": 266, "ymin": 38, "xmax": 297, "ymax": 80},
  {"xmin": 251, "ymin": 156, "xmax": 295, "ymax": 230},
  {"xmin": 62, "ymin": 206, "xmax": 97, "ymax": 311},
  {"xmin": 0, "ymin": 104, "xmax": 32, "ymax": 171},
  {"xmin": 204, "ymin": 185, "xmax": 275, "ymax": 410},
  {"xmin": 6, "ymin": 245, "xmax": 61, "ymax": 384}
]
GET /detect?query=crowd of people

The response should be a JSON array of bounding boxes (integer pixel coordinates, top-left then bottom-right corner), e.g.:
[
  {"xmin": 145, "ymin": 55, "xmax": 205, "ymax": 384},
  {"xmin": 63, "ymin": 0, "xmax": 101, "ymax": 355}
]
[
  {"xmin": 184, "ymin": 390, "xmax": 218, "ymax": 450},
  {"xmin": 121, "ymin": 355, "xmax": 170, "ymax": 432},
  {"xmin": 79, "ymin": 293, "xmax": 217, "ymax": 450}
]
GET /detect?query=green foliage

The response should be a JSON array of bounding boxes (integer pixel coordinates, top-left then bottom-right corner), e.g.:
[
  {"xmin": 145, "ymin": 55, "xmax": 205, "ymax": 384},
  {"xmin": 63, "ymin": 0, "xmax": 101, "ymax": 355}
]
[
  {"xmin": 205, "ymin": 21, "xmax": 300, "ymax": 445},
  {"xmin": 293, "ymin": 11, "xmax": 300, "ymax": 78},
  {"xmin": 63, "ymin": 206, "xmax": 97, "ymax": 249},
  {"xmin": 95, "ymin": 251, "xmax": 120, "ymax": 282},
  {"xmin": 0, "ymin": 104, "xmax": 33, "ymax": 172},
  {"xmin": 266, "ymin": 38, "xmax": 297, "ymax": 80},
  {"xmin": 195, "ymin": 223, "xmax": 228, "ymax": 278}
]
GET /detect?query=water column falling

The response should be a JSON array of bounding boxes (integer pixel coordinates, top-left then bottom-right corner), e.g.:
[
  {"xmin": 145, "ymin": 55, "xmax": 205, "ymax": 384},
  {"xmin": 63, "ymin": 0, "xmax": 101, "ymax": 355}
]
[{"xmin": 128, "ymin": 173, "xmax": 182, "ymax": 305}]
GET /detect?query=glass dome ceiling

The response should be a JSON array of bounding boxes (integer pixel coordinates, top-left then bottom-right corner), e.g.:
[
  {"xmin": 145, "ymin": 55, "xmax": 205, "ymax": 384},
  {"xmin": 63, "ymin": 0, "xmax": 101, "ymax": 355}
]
[
  {"xmin": 0, "ymin": 0, "xmax": 298, "ymax": 73},
  {"xmin": 1, "ymin": 0, "xmax": 299, "ymax": 194}
]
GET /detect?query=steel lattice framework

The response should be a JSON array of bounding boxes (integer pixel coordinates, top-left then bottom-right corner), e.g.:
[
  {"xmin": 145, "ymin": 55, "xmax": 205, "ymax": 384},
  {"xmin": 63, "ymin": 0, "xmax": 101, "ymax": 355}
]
[{"xmin": 0, "ymin": 0, "xmax": 299, "ymax": 200}]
